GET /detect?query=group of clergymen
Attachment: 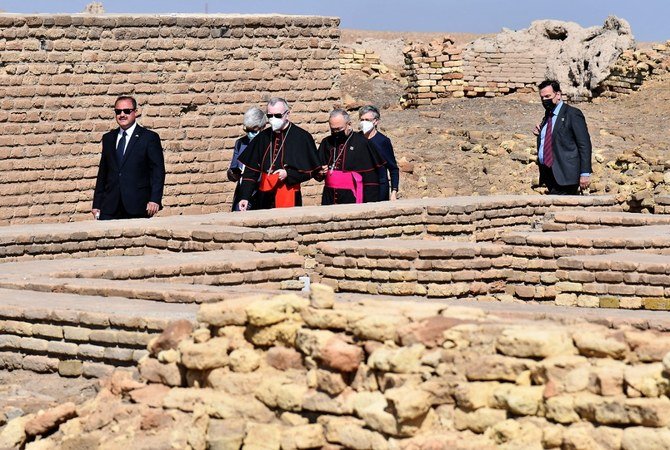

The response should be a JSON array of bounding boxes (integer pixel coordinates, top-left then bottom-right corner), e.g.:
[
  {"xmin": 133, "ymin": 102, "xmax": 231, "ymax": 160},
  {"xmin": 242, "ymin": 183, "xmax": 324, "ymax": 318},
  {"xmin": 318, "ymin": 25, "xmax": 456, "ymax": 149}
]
[
  {"xmin": 91, "ymin": 95, "xmax": 399, "ymax": 220},
  {"xmin": 91, "ymin": 79, "xmax": 591, "ymax": 220},
  {"xmin": 226, "ymin": 97, "xmax": 400, "ymax": 212}
]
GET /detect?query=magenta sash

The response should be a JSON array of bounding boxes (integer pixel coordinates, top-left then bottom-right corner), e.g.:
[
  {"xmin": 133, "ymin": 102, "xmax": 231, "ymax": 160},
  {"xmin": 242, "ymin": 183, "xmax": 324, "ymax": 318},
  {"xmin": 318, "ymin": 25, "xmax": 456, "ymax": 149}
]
[{"xmin": 325, "ymin": 170, "xmax": 363, "ymax": 203}]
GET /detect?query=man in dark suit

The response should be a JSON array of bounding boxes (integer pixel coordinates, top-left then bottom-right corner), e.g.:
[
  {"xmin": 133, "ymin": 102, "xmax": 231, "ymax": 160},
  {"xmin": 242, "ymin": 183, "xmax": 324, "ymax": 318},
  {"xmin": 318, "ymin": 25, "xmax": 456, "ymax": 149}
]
[
  {"xmin": 92, "ymin": 96, "xmax": 165, "ymax": 219},
  {"xmin": 533, "ymin": 80, "xmax": 592, "ymax": 195}
]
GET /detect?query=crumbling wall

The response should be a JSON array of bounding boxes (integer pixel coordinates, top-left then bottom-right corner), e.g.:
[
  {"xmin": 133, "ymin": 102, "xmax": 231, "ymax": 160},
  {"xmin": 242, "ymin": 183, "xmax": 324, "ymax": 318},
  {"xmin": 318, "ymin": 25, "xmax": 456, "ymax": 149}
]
[
  {"xmin": 0, "ymin": 14, "xmax": 341, "ymax": 224},
  {"xmin": 597, "ymin": 41, "xmax": 670, "ymax": 97},
  {"xmin": 403, "ymin": 16, "xmax": 640, "ymax": 106}
]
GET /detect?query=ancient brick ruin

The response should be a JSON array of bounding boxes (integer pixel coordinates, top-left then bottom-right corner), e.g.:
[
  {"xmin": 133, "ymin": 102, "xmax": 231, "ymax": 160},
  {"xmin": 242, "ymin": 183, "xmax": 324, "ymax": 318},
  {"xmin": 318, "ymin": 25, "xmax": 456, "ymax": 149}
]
[
  {"xmin": 2, "ymin": 194, "xmax": 670, "ymax": 448},
  {"xmin": 3, "ymin": 11, "xmax": 670, "ymax": 450},
  {"xmin": 403, "ymin": 17, "xmax": 670, "ymax": 107},
  {"xmin": 0, "ymin": 13, "xmax": 340, "ymax": 224}
]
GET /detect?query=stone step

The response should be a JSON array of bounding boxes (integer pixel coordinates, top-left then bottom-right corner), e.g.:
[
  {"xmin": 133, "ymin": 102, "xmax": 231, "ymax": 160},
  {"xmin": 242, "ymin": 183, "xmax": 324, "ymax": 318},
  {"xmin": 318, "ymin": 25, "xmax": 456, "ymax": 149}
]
[
  {"xmin": 315, "ymin": 238, "xmax": 510, "ymax": 298},
  {"xmin": 0, "ymin": 250, "xmax": 306, "ymax": 296}
]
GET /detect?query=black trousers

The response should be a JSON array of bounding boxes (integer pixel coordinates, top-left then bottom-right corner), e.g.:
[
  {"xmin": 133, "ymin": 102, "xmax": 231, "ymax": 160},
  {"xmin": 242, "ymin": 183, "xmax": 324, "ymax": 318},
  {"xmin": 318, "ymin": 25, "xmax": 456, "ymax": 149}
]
[
  {"xmin": 99, "ymin": 200, "xmax": 149, "ymax": 220},
  {"xmin": 539, "ymin": 164, "xmax": 579, "ymax": 195}
]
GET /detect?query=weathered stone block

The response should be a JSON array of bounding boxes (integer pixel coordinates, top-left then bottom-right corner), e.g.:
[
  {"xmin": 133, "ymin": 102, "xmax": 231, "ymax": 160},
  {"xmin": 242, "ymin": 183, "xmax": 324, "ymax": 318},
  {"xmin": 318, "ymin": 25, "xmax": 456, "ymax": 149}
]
[
  {"xmin": 179, "ymin": 337, "xmax": 229, "ymax": 370},
  {"xmin": 454, "ymin": 407, "xmax": 507, "ymax": 433},
  {"xmin": 496, "ymin": 326, "xmax": 575, "ymax": 358}
]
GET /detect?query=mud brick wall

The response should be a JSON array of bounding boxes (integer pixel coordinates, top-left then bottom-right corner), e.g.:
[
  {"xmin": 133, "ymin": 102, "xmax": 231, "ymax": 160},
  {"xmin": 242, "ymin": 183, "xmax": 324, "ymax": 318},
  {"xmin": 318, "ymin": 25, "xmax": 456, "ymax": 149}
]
[
  {"xmin": 461, "ymin": 41, "xmax": 546, "ymax": 98},
  {"xmin": 403, "ymin": 37, "xmax": 669, "ymax": 108},
  {"xmin": 0, "ymin": 14, "xmax": 341, "ymax": 224},
  {"xmin": 402, "ymin": 38, "xmax": 543, "ymax": 107},
  {"xmin": 105, "ymin": 290, "xmax": 670, "ymax": 450}
]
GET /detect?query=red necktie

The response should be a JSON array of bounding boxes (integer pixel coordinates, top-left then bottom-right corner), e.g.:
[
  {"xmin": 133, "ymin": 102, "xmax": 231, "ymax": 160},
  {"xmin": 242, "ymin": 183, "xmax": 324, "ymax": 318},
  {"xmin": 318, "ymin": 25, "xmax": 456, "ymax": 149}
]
[{"xmin": 543, "ymin": 115, "xmax": 553, "ymax": 167}]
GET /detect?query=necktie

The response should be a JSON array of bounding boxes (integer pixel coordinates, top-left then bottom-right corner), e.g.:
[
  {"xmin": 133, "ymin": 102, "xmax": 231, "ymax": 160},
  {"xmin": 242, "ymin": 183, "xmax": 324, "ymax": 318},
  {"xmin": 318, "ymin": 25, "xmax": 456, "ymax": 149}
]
[
  {"xmin": 543, "ymin": 114, "xmax": 554, "ymax": 167},
  {"xmin": 116, "ymin": 131, "xmax": 127, "ymax": 165}
]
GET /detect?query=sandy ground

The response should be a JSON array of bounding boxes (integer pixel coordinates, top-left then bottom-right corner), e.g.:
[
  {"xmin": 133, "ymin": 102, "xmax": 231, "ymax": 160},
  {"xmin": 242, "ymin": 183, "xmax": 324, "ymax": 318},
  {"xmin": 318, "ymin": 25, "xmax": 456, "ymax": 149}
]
[{"xmin": 0, "ymin": 370, "xmax": 99, "ymax": 426}]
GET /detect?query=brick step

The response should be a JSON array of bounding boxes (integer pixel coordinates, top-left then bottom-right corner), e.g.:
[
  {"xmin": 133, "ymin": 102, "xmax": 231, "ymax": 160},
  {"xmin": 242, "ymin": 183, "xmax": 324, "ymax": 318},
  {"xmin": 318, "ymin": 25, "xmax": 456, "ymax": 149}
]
[
  {"xmin": 0, "ymin": 219, "xmax": 297, "ymax": 261},
  {"xmin": 0, "ymin": 288, "xmax": 197, "ymax": 378},
  {"xmin": 542, "ymin": 210, "xmax": 670, "ymax": 232},
  {"xmin": 315, "ymin": 238, "xmax": 509, "ymax": 298}
]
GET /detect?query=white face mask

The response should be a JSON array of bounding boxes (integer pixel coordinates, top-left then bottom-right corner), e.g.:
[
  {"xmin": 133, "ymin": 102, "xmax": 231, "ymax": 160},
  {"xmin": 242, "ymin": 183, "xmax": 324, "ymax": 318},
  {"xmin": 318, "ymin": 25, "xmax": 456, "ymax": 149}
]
[
  {"xmin": 247, "ymin": 131, "xmax": 259, "ymax": 140},
  {"xmin": 360, "ymin": 120, "xmax": 375, "ymax": 134},
  {"xmin": 269, "ymin": 117, "xmax": 285, "ymax": 132}
]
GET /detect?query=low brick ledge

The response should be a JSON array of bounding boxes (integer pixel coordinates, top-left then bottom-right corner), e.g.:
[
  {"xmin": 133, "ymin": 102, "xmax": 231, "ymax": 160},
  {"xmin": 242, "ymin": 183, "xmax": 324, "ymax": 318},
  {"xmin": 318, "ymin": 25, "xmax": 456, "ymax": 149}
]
[
  {"xmin": 315, "ymin": 239, "xmax": 509, "ymax": 298},
  {"xmin": 0, "ymin": 250, "xmax": 306, "ymax": 298},
  {"xmin": 543, "ymin": 210, "xmax": 670, "ymax": 231},
  {"xmin": 0, "ymin": 288, "xmax": 197, "ymax": 378}
]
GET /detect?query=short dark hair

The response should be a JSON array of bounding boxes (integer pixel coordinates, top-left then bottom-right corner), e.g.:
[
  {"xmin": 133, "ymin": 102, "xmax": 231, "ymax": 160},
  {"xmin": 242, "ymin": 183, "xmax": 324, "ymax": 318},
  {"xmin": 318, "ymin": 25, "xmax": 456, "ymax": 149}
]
[
  {"xmin": 538, "ymin": 80, "xmax": 561, "ymax": 93},
  {"xmin": 359, "ymin": 105, "xmax": 381, "ymax": 120},
  {"xmin": 115, "ymin": 95, "xmax": 137, "ymax": 109}
]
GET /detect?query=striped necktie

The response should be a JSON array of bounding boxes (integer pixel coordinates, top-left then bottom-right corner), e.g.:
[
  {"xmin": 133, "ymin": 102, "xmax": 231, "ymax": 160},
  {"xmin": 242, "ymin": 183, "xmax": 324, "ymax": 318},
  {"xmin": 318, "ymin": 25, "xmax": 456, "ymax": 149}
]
[{"xmin": 543, "ymin": 114, "xmax": 553, "ymax": 167}]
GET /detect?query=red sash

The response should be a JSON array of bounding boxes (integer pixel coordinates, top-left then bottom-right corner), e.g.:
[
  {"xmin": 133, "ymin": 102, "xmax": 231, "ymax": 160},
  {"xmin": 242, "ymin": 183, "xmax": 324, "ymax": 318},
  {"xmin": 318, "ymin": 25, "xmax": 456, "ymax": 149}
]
[
  {"xmin": 325, "ymin": 170, "xmax": 364, "ymax": 203},
  {"xmin": 259, "ymin": 172, "xmax": 299, "ymax": 208}
]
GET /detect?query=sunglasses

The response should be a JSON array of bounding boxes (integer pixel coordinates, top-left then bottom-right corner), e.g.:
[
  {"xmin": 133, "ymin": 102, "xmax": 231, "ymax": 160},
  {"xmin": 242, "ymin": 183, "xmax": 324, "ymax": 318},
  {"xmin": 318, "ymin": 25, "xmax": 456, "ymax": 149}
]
[
  {"xmin": 114, "ymin": 108, "xmax": 135, "ymax": 115},
  {"xmin": 266, "ymin": 112, "xmax": 287, "ymax": 119}
]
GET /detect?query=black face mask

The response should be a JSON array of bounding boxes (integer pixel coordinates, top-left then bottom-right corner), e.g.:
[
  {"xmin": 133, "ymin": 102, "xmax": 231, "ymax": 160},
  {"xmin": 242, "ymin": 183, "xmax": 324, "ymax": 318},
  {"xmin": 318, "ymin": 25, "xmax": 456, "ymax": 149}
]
[
  {"xmin": 542, "ymin": 98, "xmax": 555, "ymax": 112},
  {"xmin": 331, "ymin": 130, "xmax": 346, "ymax": 141}
]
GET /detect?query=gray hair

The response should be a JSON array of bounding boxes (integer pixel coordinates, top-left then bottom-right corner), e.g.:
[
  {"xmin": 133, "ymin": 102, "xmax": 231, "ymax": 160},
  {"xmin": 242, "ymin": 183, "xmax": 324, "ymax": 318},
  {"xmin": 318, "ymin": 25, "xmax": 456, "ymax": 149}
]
[
  {"xmin": 243, "ymin": 106, "xmax": 267, "ymax": 129},
  {"xmin": 358, "ymin": 105, "xmax": 380, "ymax": 120},
  {"xmin": 267, "ymin": 97, "xmax": 290, "ymax": 111},
  {"xmin": 329, "ymin": 108, "xmax": 350, "ymax": 122}
]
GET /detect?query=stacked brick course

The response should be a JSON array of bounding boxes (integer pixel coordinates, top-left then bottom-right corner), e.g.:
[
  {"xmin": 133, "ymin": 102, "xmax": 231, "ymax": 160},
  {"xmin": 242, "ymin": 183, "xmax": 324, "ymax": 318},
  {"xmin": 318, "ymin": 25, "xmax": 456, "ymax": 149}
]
[
  {"xmin": 0, "ymin": 290, "xmax": 193, "ymax": 379},
  {"xmin": 316, "ymin": 239, "xmax": 510, "ymax": 297},
  {"xmin": 0, "ymin": 13, "xmax": 341, "ymax": 224},
  {"xmin": 339, "ymin": 47, "xmax": 389, "ymax": 76},
  {"xmin": 402, "ymin": 37, "xmax": 465, "ymax": 107},
  {"xmin": 553, "ymin": 252, "xmax": 670, "ymax": 309},
  {"xmin": 461, "ymin": 41, "xmax": 545, "ymax": 98}
]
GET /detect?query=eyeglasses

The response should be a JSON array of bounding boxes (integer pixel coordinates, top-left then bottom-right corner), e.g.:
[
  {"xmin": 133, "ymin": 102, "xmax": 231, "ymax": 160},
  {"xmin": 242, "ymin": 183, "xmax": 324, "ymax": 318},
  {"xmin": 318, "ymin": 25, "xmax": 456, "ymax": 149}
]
[
  {"xmin": 266, "ymin": 111, "xmax": 287, "ymax": 119},
  {"xmin": 114, "ymin": 108, "xmax": 135, "ymax": 115}
]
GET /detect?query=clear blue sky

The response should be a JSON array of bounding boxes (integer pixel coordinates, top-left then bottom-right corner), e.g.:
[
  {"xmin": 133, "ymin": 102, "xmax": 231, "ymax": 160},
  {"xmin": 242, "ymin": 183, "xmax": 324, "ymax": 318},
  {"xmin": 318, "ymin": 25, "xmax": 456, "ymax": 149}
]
[{"xmin": 0, "ymin": 0, "xmax": 667, "ymax": 42}]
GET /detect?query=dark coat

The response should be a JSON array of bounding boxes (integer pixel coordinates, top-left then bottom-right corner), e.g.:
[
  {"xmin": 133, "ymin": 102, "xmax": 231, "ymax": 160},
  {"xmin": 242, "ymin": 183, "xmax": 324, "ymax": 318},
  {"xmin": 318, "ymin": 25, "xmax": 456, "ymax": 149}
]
[
  {"xmin": 318, "ymin": 131, "xmax": 385, "ymax": 204},
  {"xmin": 93, "ymin": 125, "xmax": 165, "ymax": 216},
  {"xmin": 537, "ymin": 103, "xmax": 592, "ymax": 186}
]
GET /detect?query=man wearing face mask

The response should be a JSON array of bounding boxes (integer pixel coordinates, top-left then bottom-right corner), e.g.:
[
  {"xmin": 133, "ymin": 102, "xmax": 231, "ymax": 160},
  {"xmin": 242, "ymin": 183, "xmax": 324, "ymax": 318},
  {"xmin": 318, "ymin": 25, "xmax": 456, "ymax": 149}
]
[
  {"xmin": 316, "ymin": 109, "xmax": 385, "ymax": 205},
  {"xmin": 227, "ymin": 107, "xmax": 267, "ymax": 211},
  {"xmin": 532, "ymin": 80, "xmax": 592, "ymax": 195},
  {"xmin": 359, "ymin": 105, "xmax": 400, "ymax": 201},
  {"xmin": 236, "ymin": 98, "xmax": 321, "ymax": 210}
]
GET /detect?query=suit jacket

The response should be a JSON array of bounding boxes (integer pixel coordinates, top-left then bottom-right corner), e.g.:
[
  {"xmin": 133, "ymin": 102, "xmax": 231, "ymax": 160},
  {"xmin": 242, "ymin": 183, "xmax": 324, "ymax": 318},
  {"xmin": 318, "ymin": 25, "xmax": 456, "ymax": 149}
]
[
  {"xmin": 93, "ymin": 124, "xmax": 165, "ymax": 216},
  {"xmin": 537, "ymin": 103, "xmax": 592, "ymax": 186}
]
